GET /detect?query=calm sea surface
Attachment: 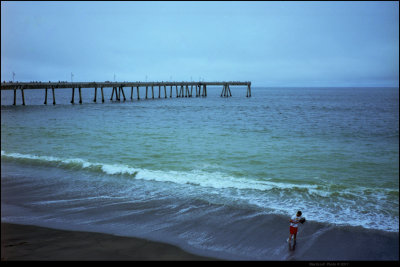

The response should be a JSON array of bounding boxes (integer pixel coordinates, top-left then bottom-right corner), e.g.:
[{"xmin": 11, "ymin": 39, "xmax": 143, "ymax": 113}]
[{"xmin": 1, "ymin": 86, "xmax": 399, "ymax": 259}]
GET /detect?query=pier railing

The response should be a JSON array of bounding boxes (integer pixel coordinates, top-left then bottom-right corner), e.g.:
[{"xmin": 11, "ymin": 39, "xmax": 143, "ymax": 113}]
[{"xmin": 1, "ymin": 81, "xmax": 251, "ymax": 105}]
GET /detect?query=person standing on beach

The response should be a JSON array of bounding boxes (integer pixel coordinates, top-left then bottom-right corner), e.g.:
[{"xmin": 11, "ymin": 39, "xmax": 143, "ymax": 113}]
[{"xmin": 287, "ymin": 210, "xmax": 305, "ymax": 243}]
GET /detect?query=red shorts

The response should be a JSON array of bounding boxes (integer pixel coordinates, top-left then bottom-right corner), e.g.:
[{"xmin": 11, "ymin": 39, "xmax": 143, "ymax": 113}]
[{"xmin": 290, "ymin": 226, "xmax": 298, "ymax": 235}]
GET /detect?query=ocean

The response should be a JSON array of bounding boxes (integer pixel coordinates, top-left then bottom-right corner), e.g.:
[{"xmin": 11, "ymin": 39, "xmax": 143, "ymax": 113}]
[{"xmin": 1, "ymin": 86, "xmax": 399, "ymax": 260}]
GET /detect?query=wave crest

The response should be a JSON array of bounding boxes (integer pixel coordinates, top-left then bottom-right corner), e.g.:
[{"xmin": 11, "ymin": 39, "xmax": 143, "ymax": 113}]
[{"xmin": 1, "ymin": 151, "xmax": 138, "ymax": 177}]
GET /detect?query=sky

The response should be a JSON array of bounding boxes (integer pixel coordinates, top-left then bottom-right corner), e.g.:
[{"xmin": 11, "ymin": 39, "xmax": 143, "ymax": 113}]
[{"xmin": 1, "ymin": 1, "xmax": 399, "ymax": 87}]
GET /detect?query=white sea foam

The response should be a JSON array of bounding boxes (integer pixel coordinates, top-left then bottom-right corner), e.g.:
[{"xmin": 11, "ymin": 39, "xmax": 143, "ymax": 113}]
[
  {"xmin": 1, "ymin": 150, "xmax": 318, "ymax": 192},
  {"xmin": 2, "ymin": 150, "xmax": 398, "ymax": 232}
]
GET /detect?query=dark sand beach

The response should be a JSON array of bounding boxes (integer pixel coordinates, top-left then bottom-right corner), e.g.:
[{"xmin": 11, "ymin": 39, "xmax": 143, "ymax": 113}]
[{"xmin": 1, "ymin": 223, "xmax": 216, "ymax": 261}]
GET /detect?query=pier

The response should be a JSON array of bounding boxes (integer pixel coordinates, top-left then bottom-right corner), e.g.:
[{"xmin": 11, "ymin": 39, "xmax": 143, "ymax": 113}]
[{"xmin": 1, "ymin": 81, "xmax": 251, "ymax": 105}]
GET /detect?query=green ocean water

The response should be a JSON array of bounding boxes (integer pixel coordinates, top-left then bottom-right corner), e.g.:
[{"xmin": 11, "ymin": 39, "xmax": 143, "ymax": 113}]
[{"xmin": 1, "ymin": 86, "xmax": 399, "ymax": 245}]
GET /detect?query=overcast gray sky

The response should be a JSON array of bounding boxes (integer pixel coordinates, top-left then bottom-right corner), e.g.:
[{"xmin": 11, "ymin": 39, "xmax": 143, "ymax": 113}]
[{"xmin": 1, "ymin": 1, "xmax": 399, "ymax": 87}]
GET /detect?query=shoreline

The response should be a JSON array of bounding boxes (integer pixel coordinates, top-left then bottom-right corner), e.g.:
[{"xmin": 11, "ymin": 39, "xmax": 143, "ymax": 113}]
[
  {"xmin": 2, "ymin": 220, "xmax": 399, "ymax": 261},
  {"xmin": 1, "ymin": 222, "xmax": 218, "ymax": 261}
]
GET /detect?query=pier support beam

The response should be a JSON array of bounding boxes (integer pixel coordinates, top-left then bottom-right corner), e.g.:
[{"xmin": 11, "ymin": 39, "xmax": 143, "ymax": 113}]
[
  {"xmin": 158, "ymin": 85, "xmax": 161, "ymax": 98},
  {"xmin": 79, "ymin": 87, "xmax": 82, "ymax": 104},
  {"xmin": 137, "ymin": 86, "xmax": 140, "ymax": 100},
  {"xmin": 113, "ymin": 87, "xmax": 118, "ymax": 101},
  {"xmin": 52, "ymin": 87, "xmax": 56, "ymax": 105},
  {"xmin": 71, "ymin": 88, "xmax": 75, "ymax": 104},
  {"xmin": 13, "ymin": 89, "xmax": 16, "ymax": 105},
  {"xmin": 164, "ymin": 85, "xmax": 167, "ymax": 98},
  {"xmin": 112, "ymin": 87, "xmax": 119, "ymax": 101},
  {"xmin": 131, "ymin": 86, "xmax": 133, "ymax": 100},
  {"xmin": 44, "ymin": 88, "xmax": 48, "ymax": 105},
  {"xmin": 220, "ymin": 84, "xmax": 232, "ymax": 97},
  {"xmin": 101, "ymin": 87, "xmax": 104, "ymax": 102},
  {"xmin": 175, "ymin": 85, "xmax": 178, "ymax": 97},
  {"xmin": 21, "ymin": 89, "xmax": 25, "ymax": 105},
  {"xmin": 120, "ymin": 87, "xmax": 126, "ymax": 101},
  {"xmin": 110, "ymin": 87, "xmax": 115, "ymax": 100},
  {"xmin": 170, "ymin": 85, "xmax": 173, "ymax": 98},
  {"xmin": 93, "ymin": 87, "xmax": 97, "ymax": 102},
  {"xmin": 246, "ymin": 84, "xmax": 251, "ymax": 97},
  {"xmin": 151, "ymin": 86, "xmax": 154, "ymax": 99},
  {"xmin": 145, "ymin": 86, "xmax": 148, "ymax": 99}
]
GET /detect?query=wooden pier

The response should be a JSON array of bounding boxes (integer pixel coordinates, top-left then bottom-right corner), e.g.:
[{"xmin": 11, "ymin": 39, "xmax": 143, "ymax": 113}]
[{"xmin": 1, "ymin": 81, "xmax": 251, "ymax": 105}]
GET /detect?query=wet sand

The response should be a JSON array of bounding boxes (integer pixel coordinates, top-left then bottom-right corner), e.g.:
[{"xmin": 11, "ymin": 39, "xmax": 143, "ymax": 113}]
[
  {"xmin": 1, "ymin": 223, "xmax": 216, "ymax": 261},
  {"xmin": 2, "ymin": 221, "xmax": 399, "ymax": 261}
]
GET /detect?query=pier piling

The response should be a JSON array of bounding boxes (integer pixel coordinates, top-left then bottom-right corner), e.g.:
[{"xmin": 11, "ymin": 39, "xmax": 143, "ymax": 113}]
[
  {"xmin": 44, "ymin": 88, "xmax": 48, "ymax": 105},
  {"xmin": 110, "ymin": 87, "xmax": 115, "ymax": 100},
  {"xmin": 246, "ymin": 83, "xmax": 251, "ymax": 97},
  {"xmin": 93, "ymin": 87, "xmax": 97, "ymax": 102},
  {"xmin": 120, "ymin": 87, "xmax": 126, "ymax": 101},
  {"xmin": 52, "ymin": 87, "xmax": 56, "ymax": 105},
  {"xmin": 21, "ymin": 89, "xmax": 25, "ymax": 105},
  {"xmin": 79, "ymin": 87, "xmax": 82, "ymax": 104},
  {"xmin": 221, "ymin": 84, "xmax": 232, "ymax": 97},
  {"xmin": 71, "ymin": 88, "xmax": 75, "ymax": 104}
]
